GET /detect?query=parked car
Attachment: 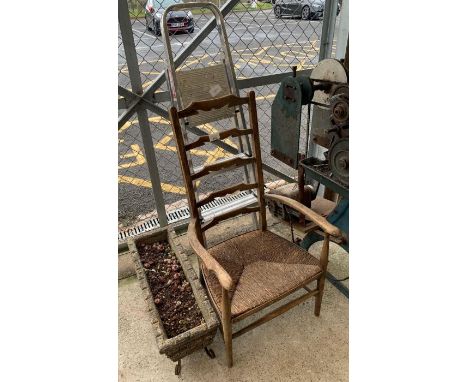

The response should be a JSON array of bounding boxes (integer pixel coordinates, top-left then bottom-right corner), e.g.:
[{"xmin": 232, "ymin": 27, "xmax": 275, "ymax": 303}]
[
  {"xmin": 274, "ymin": 0, "xmax": 339, "ymax": 20},
  {"xmin": 274, "ymin": 0, "xmax": 323, "ymax": 20},
  {"xmin": 145, "ymin": 0, "xmax": 194, "ymax": 36}
]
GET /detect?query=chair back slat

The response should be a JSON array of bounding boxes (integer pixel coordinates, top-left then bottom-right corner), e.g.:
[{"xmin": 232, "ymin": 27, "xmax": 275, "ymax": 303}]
[
  {"xmin": 191, "ymin": 156, "xmax": 255, "ymax": 181},
  {"xmin": 169, "ymin": 91, "xmax": 267, "ymax": 241},
  {"xmin": 185, "ymin": 128, "xmax": 253, "ymax": 151},
  {"xmin": 177, "ymin": 94, "xmax": 249, "ymax": 119}
]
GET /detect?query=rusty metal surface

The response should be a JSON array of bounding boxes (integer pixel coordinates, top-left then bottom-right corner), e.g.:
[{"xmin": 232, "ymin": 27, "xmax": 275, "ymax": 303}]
[
  {"xmin": 311, "ymin": 106, "xmax": 333, "ymax": 149},
  {"xmin": 327, "ymin": 138, "xmax": 349, "ymax": 186},
  {"xmin": 271, "ymin": 76, "xmax": 310, "ymax": 169},
  {"xmin": 330, "ymin": 94, "xmax": 349, "ymax": 127},
  {"xmin": 330, "ymin": 83, "xmax": 349, "ymax": 98},
  {"xmin": 301, "ymin": 157, "xmax": 349, "ymax": 199},
  {"xmin": 308, "ymin": 66, "xmax": 348, "ymax": 151},
  {"xmin": 270, "ymin": 60, "xmax": 349, "ymax": 191},
  {"xmin": 310, "ymin": 59, "xmax": 348, "ymax": 105}
]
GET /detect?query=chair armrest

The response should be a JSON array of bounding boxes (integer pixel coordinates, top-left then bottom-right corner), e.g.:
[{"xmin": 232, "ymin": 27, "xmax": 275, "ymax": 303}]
[
  {"xmin": 188, "ymin": 219, "xmax": 234, "ymax": 291},
  {"xmin": 264, "ymin": 193, "xmax": 342, "ymax": 237}
]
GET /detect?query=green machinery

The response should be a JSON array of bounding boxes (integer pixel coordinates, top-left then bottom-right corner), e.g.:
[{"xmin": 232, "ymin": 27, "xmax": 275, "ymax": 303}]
[{"xmin": 269, "ymin": 59, "xmax": 349, "ymax": 252}]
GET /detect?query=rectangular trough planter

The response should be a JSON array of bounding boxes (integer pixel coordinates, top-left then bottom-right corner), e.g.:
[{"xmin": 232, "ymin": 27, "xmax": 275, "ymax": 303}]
[{"xmin": 128, "ymin": 227, "xmax": 219, "ymax": 369}]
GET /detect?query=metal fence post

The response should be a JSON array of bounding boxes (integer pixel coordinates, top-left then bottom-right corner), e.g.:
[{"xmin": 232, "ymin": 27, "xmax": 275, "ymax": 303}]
[
  {"xmin": 118, "ymin": 0, "xmax": 168, "ymax": 227},
  {"xmin": 334, "ymin": 0, "xmax": 349, "ymax": 61},
  {"xmin": 319, "ymin": 0, "xmax": 339, "ymax": 60}
]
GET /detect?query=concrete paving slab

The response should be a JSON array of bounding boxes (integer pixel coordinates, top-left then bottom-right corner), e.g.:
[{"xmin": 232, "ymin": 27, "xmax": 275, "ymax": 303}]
[
  {"xmin": 119, "ymin": 275, "xmax": 348, "ymax": 381},
  {"xmin": 119, "ymin": 213, "xmax": 348, "ymax": 381}
]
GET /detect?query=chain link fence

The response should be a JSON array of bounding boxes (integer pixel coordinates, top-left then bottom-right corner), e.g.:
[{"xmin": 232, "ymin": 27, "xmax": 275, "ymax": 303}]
[{"xmin": 119, "ymin": 0, "xmax": 339, "ymax": 229}]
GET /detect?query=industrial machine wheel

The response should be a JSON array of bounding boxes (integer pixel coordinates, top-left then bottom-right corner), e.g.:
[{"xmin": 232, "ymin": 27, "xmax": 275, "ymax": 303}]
[
  {"xmin": 330, "ymin": 94, "xmax": 349, "ymax": 127},
  {"xmin": 330, "ymin": 83, "xmax": 349, "ymax": 99},
  {"xmin": 328, "ymin": 138, "xmax": 349, "ymax": 186}
]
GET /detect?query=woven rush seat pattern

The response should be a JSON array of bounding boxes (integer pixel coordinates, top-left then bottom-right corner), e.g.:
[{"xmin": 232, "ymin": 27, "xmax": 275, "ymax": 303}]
[
  {"xmin": 169, "ymin": 92, "xmax": 342, "ymax": 367},
  {"xmin": 203, "ymin": 230, "xmax": 322, "ymax": 318}
]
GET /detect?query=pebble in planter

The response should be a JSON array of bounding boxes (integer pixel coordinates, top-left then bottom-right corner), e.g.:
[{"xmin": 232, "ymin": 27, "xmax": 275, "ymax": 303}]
[{"xmin": 128, "ymin": 227, "xmax": 219, "ymax": 375}]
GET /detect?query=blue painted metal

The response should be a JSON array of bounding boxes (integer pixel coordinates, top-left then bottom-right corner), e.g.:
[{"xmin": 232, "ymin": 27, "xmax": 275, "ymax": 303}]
[
  {"xmin": 300, "ymin": 199, "xmax": 349, "ymax": 252},
  {"xmin": 269, "ymin": 69, "xmax": 349, "ymax": 253},
  {"xmin": 300, "ymin": 156, "xmax": 349, "ymax": 199},
  {"xmin": 271, "ymin": 76, "xmax": 312, "ymax": 169}
]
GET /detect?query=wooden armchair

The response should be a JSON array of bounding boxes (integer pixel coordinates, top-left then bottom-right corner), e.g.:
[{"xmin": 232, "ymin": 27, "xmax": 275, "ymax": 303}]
[{"xmin": 169, "ymin": 91, "xmax": 341, "ymax": 367}]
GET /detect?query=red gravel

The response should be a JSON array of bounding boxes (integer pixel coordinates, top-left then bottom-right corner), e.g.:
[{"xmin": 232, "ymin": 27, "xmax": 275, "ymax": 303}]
[{"xmin": 138, "ymin": 240, "xmax": 205, "ymax": 338}]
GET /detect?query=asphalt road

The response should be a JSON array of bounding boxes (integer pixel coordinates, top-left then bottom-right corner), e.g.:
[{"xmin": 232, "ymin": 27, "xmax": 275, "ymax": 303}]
[{"xmin": 118, "ymin": 9, "xmax": 328, "ymax": 225}]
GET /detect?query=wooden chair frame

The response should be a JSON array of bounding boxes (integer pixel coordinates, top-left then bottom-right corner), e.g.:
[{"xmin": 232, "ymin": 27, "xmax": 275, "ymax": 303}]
[{"xmin": 169, "ymin": 91, "xmax": 341, "ymax": 367}]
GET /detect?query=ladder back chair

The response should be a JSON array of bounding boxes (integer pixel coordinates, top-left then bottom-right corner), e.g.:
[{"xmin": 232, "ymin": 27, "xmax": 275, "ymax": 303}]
[{"xmin": 169, "ymin": 91, "xmax": 342, "ymax": 367}]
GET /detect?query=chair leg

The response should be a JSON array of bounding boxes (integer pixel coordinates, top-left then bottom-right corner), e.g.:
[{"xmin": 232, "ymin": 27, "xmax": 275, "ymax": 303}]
[
  {"xmin": 222, "ymin": 318, "xmax": 233, "ymax": 367},
  {"xmin": 315, "ymin": 234, "xmax": 330, "ymax": 317},
  {"xmin": 221, "ymin": 289, "xmax": 233, "ymax": 367},
  {"xmin": 314, "ymin": 274, "xmax": 326, "ymax": 317}
]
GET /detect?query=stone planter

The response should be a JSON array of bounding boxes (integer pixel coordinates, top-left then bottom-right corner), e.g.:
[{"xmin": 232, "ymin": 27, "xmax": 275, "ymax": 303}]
[{"xmin": 128, "ymin": 227, "xmax": 219, "ymax": 374}]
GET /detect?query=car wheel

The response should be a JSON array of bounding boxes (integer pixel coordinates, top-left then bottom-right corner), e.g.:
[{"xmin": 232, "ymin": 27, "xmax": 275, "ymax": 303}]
[
  {"xmin": 154, "ymin": 20, "xmax": 161, "ymax": 36},
  {"xmin": 274, "ymin": 5, "xmax": 281, "ymax": 18},
  {"xmin": 301, "ymin": 5, "xmax": 310, "ymax": 20},
  {"xmin": 188, "ymin": 26, "xmax": 194, "ymax": 34},
  {"xmin": 146, "ymin": 16, "xmax": 153, "ymax": 31}
]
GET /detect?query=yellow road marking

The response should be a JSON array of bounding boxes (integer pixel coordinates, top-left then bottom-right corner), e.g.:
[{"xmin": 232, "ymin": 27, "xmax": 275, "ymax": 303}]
[
  {"xmin": 255, "ymin": 46, "xmax": 268, "ymax": 55},
  {"xmin": 119, "ymin": 144, "xmax": 146, "ymax": 169},
  {"xmin": 119, "ymin": 175, "xmax": 152, "ymax": 187},
  {"xmin": 121, "ymin": 69, "xmax": 161, "ymax": 75},
  {"xmin": 149, "ymin": 115, "xmax": 170, "ymax": 124},
  {"xmin": 142, "ymin": 80, "xmax": 153, "ymax": 89},
  {"xmin": 154, "ymin": 128, "xmax": 237, "ymax": 157},
  {"xmin": 120, "ymin": 120, "xmax": 133, "ymax": 133},
  {"xmin": 257, "ymin": 94, "xmax": 275, "ymax": 100},
  {"xmin": 119, "ymin": 115, "xmax": 170, "ymax": 134},
  {"xmin": 297, "ymin": 58, "xmax": 308, "ymax": 70},
  {"xmin": 131, "ymin": 41, "xmax": 316, "ymax": 66},
  {"xmin": 118, "ymin": 175, "xmax": 186, "ymax": 194},
  {"xmin": 154, "ymin": 134, "xmax": 176, "ymax": 153}
]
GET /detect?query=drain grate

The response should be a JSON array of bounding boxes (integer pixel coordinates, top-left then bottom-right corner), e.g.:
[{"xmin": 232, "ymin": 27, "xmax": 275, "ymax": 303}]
[{"xmin": 118, "ymin": 190, "xmax": 257, "ymax": 242}]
